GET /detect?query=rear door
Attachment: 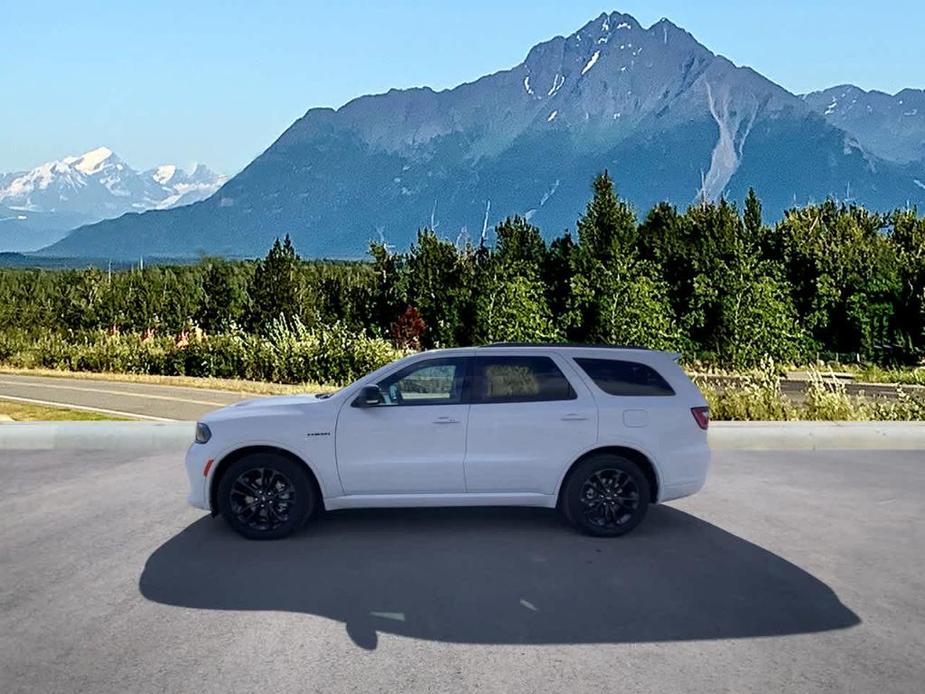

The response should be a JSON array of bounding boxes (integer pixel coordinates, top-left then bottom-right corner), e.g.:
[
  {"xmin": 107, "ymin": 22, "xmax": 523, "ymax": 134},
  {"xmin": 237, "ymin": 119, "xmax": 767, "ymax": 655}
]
[{"xmin": 464, "ymin": 354, "xmax": 597, "ymax": 494}]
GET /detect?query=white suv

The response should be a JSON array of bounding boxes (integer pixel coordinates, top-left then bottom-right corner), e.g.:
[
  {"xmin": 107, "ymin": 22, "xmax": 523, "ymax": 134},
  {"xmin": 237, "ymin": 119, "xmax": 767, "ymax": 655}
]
[{"xmin": 185, "ymin": 344, "xmax": 711, "ymax": 539}]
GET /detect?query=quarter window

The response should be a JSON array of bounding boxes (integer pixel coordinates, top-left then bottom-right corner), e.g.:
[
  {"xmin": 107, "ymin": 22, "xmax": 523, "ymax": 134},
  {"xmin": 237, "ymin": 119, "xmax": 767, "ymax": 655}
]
[
  {"xmin": 574, "ymin": 358, "xmax": 675, "ymax": 396},
  {"xmin": 376, "ymin": 359, "xmax": 466, "ymax": 406},
  {"xmin": 474, "ymin": 356, "xmax": 576, "ymax": 403}
]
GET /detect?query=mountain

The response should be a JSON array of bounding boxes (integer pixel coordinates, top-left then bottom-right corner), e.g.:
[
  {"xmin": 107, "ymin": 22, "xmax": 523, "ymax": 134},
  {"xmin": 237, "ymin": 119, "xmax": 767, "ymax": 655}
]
[
  {"xmin": 0, "ymin": 147, "xmax": 225, "ymax": 252},
  {"xmin": 803, "ymin": 85, "xmax": 925, "ymax": 164},
  {"xmin": 42, "ymin": 11, "xmax": 925, "ymax": 260}
]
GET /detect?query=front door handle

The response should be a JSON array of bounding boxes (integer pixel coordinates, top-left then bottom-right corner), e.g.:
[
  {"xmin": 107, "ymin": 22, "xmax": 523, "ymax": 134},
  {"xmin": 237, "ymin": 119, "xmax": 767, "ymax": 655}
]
[
  {"xmin": 433, "ymin": 416, "xmax": 460, "ymax": 424},
  {"xmin": 561, "ymin": 414, "xmax": 589, "ymax": 421}
]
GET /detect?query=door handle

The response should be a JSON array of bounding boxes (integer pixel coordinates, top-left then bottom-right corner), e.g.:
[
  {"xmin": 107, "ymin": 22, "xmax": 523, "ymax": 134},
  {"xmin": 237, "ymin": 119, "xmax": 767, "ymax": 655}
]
[
  {"xmin": 561, "ymin": 414, "xmax": 589, "ymax": 421},
  {"xmin": 433, "ymin": 416, "xmax": 460, "ymax": 424}
]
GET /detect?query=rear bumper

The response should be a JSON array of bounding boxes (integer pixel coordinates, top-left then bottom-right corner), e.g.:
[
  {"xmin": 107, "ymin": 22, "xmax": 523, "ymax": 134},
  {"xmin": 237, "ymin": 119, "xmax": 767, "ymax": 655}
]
[{"xmin": 657, "ymin": 442, "xmax": 711, "ymax": 503}]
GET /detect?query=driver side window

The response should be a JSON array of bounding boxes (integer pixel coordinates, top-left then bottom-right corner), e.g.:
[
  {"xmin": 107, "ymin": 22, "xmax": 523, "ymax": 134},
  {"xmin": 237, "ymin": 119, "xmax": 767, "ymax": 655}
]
[{"xmin": 376, "ymin": 359, "xmax": 467, "ymax": 406}]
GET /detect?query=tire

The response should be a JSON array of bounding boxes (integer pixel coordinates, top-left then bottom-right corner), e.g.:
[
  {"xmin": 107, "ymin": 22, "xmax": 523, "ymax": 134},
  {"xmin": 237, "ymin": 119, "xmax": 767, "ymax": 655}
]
[
  {"xmin": 217, "ymin": 452, "xmax": 315, "ymax": 540},
  {"xmin": 561, "ymin": 454, "xmax": 651, "ymax": 537}
]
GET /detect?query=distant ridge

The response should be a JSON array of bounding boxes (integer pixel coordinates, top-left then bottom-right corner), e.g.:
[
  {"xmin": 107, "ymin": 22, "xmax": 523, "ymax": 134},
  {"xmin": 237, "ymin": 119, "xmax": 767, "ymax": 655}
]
[{"xmin": 40, "ymin": 10, "xmax": 925, "ymax": 260}]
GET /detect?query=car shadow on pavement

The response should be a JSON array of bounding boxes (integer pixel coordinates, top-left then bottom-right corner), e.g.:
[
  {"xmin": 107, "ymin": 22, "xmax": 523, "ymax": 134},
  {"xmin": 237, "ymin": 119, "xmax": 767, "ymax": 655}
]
[{"xmin": 139, "ymin": 506, "xmax": 860, "ymax": 650}]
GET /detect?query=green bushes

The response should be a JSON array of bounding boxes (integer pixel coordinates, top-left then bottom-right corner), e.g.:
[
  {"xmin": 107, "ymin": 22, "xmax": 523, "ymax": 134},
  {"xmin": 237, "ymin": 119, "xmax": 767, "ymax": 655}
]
[
  {"xmin": 696, "ymin": 362, "xmax": 925, "ymax": 421},
  {"xmin": 0, "ymin": 322, "xmax": 403, "ymax": 386}
]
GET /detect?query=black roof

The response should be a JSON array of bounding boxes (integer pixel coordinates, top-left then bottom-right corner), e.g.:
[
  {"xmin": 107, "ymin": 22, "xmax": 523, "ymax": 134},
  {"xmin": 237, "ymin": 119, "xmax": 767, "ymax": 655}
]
[{"xmin": 479, "ymin": 342, "xmax": 655, "ymax": 350}]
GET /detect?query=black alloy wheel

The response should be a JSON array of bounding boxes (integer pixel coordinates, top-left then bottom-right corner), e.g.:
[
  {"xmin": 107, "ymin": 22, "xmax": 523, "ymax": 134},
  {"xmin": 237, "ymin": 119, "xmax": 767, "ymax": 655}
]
[
  {"xmin": 579, "ymin": 468, "xmax": 641, "ymax": 530},
  {"xmin": 562, "ymin": 454, "xmax": 650, "ymax": 537},
  {"xmin": 218, "ymin": 453, "xmax": 315, "ymax": 540}
]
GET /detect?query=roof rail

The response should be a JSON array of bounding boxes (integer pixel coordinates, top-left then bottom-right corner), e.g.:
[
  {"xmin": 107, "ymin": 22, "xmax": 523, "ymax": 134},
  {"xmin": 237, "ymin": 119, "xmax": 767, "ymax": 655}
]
[{"xmin": 479, "ymin": 342, "xmax": 655, "ymax": 350}]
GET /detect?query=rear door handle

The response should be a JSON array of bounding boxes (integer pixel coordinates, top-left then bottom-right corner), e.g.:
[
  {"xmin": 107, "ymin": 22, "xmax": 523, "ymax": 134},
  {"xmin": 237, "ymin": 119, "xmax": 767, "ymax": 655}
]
[
  {"xmin": 433, "ymin": 416, "xmax": 460, "ymax": 424},
  {"xmin": 561, "ymin": 414, "xmax": 589, "ymax": 421}
]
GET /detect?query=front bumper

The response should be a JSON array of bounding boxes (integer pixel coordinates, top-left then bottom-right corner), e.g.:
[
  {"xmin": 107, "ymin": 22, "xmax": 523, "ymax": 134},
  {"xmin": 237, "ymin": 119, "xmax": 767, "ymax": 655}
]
[{"xmin": 185, "ymin": 443, "xmax": 212, "ymax": 511}]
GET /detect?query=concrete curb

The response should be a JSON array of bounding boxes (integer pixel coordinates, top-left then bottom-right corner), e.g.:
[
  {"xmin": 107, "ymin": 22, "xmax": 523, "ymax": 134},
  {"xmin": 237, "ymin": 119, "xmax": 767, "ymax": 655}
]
[
  {"xmin": 0, "ymin": 421, "xmax": 923, "ymax": 452},
  {"xmin": 708, "ymin": 421, "xmax": 925, "ymax": 451},
  {"xmin": 0, "ymin": 422, "xmax": 194, "ymax": 451}
]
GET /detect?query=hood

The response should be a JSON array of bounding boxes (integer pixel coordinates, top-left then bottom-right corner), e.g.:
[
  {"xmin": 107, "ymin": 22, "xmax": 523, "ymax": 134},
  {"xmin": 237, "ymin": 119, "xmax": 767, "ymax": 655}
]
[{"xmin": 202, "ymin": 393, "xmax": 331, "ymax": 423}]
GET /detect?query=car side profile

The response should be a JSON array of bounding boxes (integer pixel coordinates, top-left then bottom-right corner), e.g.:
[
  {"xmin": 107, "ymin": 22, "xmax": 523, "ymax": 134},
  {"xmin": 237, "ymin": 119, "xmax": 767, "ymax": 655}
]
[{"xmin": 185, "ymin": 344, "xmax": 711, "ymax": 539}]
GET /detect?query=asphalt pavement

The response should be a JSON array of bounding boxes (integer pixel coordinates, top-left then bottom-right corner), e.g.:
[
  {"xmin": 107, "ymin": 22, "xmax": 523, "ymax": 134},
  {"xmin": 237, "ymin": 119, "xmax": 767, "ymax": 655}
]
[
  {"xmin": 0, "ymin": 447, "xmax": 923, "ymax": 693},
  {"xmin": 0, "ymin": 373, "xmax": 262, "ymax": 420}
]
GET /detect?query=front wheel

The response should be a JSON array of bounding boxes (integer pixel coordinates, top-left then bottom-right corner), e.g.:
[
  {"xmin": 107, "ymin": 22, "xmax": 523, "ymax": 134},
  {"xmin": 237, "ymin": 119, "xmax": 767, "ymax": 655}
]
[
  {"xmin": 217, "ymin": 453, "xmax": 315, "ymax": 540},
  {"xmin": 561, "ymin": 454, "xmax": 650, "ymax": 537}
]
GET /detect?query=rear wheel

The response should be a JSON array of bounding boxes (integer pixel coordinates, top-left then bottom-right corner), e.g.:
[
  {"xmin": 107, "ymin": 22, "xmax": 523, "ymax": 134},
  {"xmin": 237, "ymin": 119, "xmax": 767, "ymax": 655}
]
[
  {"xmin": 217, "ymin": 453, "xmax": 315, "ymax": 540},
  {"xmin": 561, "ymin": 454, "xmax": 650, "ymax": 537}
]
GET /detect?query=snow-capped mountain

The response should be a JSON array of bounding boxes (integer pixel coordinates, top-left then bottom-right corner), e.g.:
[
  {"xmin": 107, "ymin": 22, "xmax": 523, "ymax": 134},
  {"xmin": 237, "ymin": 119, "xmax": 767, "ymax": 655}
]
[
  {"xmin": 41, "ymin": 11, "xmax": 925, "ymax": 260},
  {"xmin": 0, "ymin": 147, "xmax": 225, "ymax": 252}
]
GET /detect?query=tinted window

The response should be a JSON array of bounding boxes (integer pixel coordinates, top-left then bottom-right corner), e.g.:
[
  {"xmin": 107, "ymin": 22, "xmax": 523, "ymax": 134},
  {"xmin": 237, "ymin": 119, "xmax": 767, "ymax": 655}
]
[
  {"xmin": 575, "ymin": 358, "xmax": 675, "ymax": 397},
  {"xmin": 376, "ymin": 358, "xmax": 466, "ymax": 406},
  {"xmin": 474, "ymin": 356, "xmax": 575, "ymax": 403}
]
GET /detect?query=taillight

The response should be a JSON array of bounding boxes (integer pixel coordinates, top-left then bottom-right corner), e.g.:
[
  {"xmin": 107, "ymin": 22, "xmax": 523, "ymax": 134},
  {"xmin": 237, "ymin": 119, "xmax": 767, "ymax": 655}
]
[{"xmin": 691, "ymin": 406, "xmax": 710, "ymax": 430}]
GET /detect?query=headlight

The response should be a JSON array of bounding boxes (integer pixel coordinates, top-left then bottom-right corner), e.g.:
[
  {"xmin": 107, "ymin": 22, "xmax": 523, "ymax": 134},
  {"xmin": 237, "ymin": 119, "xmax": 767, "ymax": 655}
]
[{"xmin": 195, "ymin": 422, "xmax": 212, "ymax": 444}]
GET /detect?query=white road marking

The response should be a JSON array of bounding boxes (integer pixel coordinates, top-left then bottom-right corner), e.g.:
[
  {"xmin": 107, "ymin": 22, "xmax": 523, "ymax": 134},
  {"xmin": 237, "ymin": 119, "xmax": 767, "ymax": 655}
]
[{"xmin": 0, "ymin": 394, "xmax": 174, "ymax": 422}]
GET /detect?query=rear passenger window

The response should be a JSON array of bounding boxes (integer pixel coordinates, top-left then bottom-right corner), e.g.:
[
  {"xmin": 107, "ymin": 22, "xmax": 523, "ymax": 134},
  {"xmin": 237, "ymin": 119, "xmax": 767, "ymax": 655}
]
[
  {"xmin": 474, "ymin": 356, "xmax": 576, "ymax": 403},
  {"xmin": 575, "ymin": 358, "xmax": 675, "ymax": 396}
]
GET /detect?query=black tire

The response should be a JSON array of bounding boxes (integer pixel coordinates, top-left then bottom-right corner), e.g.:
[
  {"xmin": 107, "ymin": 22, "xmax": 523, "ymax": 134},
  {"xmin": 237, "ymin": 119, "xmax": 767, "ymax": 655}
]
[
  {"xmin": 217, "ymin": 452, "xmax": 315, "ymax": 540},
  {"xmin": 561, "ymin": 454, "xmax": 651, "ymax": 537}
]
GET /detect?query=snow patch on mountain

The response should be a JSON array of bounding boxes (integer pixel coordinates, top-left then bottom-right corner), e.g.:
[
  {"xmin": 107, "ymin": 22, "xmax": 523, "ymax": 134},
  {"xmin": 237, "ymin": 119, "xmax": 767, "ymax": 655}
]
[
  {"xmin": 547, "ymin": 74, "xmax": 565, "ymax": 97},
  {"xmin": 581, "ymin": 51, "xmax": 601, "ymax": 76},
  {"xmin": 153, "ymin": 165, "xmax": 178, "ymax": 185},
  {"xmin": 69, "ymin": 146, "xmax": 117, "ymax": 175}
]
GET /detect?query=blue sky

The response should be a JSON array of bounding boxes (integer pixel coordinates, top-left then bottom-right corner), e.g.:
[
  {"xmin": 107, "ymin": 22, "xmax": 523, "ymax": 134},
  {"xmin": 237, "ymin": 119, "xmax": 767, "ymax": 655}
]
[{"xmin": 2, "ymin": 0, "xmax": 923, "ymax": 174}]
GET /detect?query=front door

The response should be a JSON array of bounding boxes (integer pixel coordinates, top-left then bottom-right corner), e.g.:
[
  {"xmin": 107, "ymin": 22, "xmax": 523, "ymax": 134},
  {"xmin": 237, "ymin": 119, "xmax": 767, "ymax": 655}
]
[{"xmin": 335, "ymin": 357, "xmax": 470, "ymax": 495}]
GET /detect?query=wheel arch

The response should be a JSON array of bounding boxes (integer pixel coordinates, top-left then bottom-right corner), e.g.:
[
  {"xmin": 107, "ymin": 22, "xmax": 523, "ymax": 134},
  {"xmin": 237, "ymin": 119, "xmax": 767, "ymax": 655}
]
[
  {"xmin": 557, "ymin": 445, "xmax": 661, "ymax": 507},
  {"xmin": 208, "ymin": 445, "xmax": 324, "ymax": 516}
]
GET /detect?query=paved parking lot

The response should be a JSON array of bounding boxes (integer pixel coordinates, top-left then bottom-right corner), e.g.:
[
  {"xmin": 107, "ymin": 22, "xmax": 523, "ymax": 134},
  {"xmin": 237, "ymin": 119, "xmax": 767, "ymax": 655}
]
[{"xmin": 1, "ymin": 447, "xmax": 923, "ymax": 693}]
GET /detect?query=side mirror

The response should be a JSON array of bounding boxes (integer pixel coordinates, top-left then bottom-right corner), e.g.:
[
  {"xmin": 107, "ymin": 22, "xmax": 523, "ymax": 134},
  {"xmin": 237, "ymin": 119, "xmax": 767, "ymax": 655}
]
[{"xmin": 354, "ymin": 385, "xmax": 384, "ymax": 408}]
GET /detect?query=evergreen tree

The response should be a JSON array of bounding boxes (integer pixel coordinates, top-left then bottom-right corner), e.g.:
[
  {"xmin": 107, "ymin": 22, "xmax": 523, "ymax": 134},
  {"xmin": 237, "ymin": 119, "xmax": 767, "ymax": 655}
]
[
  {"xmin": 196, "ymin": 258, "xmax": 249, "ymax": 332},
  {"xmin": 543, "ymin": 230, "xmax": 576, "ymax": 330},
  {"xmin": 248, "ymin": 235, "xmax": 303, "ymax": 331},
  {"xmin": 474, "ymin": 217, "xmax": 560, "ymax": 343},
  {"xmin": 576, "ymin": 170, "xmax": 637, "ymax": 264},
  {"xmin": 569, "ymin": 172, "xmax": 676, "ymax": 346},
  {"xmin": 744, "ymin": 187, "xmax": 763, "ymax": 237},
  {"xmin": 398, "ymin": 229, "xmax": 472, "ymax": 347}
]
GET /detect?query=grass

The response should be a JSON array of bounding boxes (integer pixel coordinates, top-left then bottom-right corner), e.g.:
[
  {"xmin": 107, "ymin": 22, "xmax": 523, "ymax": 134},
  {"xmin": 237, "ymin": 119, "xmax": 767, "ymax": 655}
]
[
  {"xmin": 847, "ymin": 364, "xmax": 925, "ymax": 387},
  {"xmin": 0, "ymin": 366, "xmax": 337, "ymax": 396},
  {"xmin": 0, "ymin": 399, "xmax": 130, "ymax": 422}
]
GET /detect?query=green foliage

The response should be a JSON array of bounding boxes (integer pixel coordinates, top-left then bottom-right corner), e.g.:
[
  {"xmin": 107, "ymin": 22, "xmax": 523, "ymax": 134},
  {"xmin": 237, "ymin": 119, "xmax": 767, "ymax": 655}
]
[
  {"xmin": 397, "ymin": 229, "xmax": 475, "ymax": 347},
  {"xmin": 0, "ymin": 323, "xmax": 402, "ymax": 386},
  {"xmin": 696, "ymin": 362, "xmax": 925, "ymax": 421},
  {"xmin": 247, "ymin": 235, "xmax": 302, "ymax": 331},
  {"xmin": 0, "ymin": 175, "xmax": 924, "ymax": 391},
  {"xmin": 695, "ymin": 360, "xmax": 795, "ymax": 421},
  {"xmin": 475, "ymin": 217, "xmax": 561, "ymax": 343},
  {"xmin": 569, "ymin": 175, "xmax": 678, "ymax": 347}
]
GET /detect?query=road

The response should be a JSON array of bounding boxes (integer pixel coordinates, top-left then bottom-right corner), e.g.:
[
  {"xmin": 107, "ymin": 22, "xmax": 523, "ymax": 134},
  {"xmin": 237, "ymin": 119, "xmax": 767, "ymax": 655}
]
[
  {"xmin": 0, "ymin": 373, "xmax": 264, "ymax": 420},
  {"xmin": 1, "ymin": 448, "xmax": 923, "ymax": 693}
]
